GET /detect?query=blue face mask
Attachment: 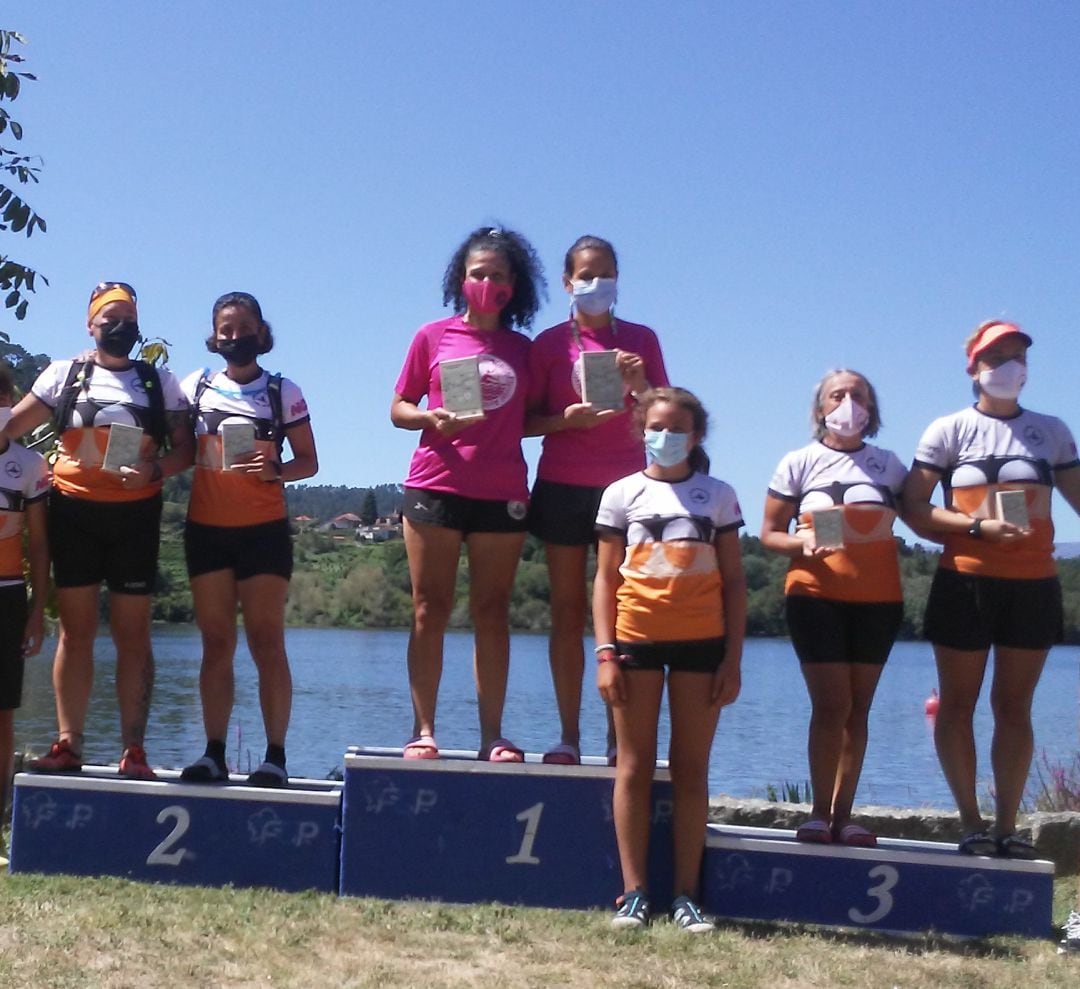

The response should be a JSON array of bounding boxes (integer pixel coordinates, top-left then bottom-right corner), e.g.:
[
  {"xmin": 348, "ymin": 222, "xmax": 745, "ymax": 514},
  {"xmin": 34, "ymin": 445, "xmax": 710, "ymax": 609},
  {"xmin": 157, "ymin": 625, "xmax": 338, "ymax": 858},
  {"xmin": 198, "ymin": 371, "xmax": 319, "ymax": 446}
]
[
  {"xmin": 644, "ymin": 429, "xmax": 690, "ymax": 467},
  {"xmin": 571, "ymin": 277, "xmax": 617, "ymax": 317}
]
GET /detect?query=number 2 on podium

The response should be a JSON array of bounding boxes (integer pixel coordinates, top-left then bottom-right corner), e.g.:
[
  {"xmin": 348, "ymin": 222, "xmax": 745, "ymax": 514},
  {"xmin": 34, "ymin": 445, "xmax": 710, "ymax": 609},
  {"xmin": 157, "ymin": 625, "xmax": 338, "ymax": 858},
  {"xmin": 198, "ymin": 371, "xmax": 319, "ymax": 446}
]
[{"xmin": 505, "ymin": 802, "xmax": 544, "ymax": 865}]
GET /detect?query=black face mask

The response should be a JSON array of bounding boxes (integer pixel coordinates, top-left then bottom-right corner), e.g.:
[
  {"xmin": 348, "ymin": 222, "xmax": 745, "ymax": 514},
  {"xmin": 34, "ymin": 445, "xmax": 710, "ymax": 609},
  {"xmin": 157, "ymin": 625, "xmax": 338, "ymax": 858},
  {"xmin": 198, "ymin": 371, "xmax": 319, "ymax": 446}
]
[
  {"xmin": 98, "ymin": 319, "xmax": 141, "ymax": 358},
  {"xmin": 217, "ymin": 335, "xmax": 261, "ymax": 367}
]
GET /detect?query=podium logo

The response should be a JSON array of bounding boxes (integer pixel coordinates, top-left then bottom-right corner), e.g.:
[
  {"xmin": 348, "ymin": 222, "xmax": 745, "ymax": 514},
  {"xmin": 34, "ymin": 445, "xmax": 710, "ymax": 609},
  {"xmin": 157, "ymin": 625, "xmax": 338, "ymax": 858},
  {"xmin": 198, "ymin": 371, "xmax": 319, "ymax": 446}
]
[{"xmin": 20, "ymin": 791, "xmax": 58, "ymax": 829}]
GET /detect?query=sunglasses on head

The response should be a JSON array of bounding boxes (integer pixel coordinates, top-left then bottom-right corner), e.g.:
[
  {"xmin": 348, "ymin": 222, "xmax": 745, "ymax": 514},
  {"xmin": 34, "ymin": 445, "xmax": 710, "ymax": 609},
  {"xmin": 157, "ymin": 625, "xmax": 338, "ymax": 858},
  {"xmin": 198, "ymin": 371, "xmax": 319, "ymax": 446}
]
[{"xmin": 89, "ymin": 281, "xmax": 138, "ymax": 303}]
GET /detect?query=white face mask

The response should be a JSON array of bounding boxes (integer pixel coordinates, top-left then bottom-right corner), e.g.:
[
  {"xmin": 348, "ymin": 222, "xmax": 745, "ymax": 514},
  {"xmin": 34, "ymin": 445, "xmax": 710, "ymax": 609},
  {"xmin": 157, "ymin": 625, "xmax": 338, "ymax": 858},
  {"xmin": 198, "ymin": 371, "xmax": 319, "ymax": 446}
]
[
  {"xmin": 0, "ymin": 407, "xmax": 11, "ymax": 431},
  {"xmin": 823, "ymin": 395, "xmax": 869, "ymax": 438},
  {"xmin": 978, "ymin": 359, "xmax": 1026, "ymax": 400},
  {"xmin": 570, "ymin": 277, "xmax": 617, "ymax": 316}
]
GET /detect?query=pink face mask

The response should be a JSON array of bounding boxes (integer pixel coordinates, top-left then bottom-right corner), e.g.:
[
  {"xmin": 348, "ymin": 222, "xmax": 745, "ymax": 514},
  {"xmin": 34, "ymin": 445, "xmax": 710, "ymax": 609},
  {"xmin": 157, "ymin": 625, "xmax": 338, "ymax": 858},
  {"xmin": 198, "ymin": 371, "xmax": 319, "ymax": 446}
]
[{"xmin": 462, "ymin": 279, "xmax": 513, "ymax": 314}]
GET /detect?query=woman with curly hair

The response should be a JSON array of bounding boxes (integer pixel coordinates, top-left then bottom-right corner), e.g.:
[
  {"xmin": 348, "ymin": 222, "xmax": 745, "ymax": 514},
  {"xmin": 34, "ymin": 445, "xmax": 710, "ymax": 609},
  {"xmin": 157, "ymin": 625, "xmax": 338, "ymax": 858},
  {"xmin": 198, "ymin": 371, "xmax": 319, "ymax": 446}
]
[{"xmin": 391, "ymin": 226, "xmax": 546, "ymax": 761}]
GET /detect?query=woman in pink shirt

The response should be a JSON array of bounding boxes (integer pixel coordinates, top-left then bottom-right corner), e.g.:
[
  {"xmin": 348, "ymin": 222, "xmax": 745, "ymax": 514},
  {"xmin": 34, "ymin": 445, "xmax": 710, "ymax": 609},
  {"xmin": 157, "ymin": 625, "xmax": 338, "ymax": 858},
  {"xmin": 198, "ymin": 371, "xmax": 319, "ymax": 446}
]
[
  {"xmin": 391, "ymin": 226, "xmax": 545, "ymax": 762},
  {"xmin": 526, "ymin": 236, "xmax": 669, "ymax": 764}
]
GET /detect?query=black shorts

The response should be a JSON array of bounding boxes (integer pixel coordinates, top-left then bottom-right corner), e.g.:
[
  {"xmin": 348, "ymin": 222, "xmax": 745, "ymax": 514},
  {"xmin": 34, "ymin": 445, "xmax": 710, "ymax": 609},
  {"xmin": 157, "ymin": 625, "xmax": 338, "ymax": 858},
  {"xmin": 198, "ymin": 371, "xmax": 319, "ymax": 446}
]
[
  {"xmin": 617, "ymin": 637, "xmax": 726, "ymax": 674},
  {"xmin": 923, "ymin": 568, "xmax": 1063, "ymax": 651},
  {"xmin": 528, "ymin": 479, "xmax": 605, "ymax": 546},
  {"xmin": 402, "ymin": 487, "xmax": 528, "ymax": 535},
  {"xmin": 48, "ymin": 490, "xmax": 161, "ymax": 594},
  {"xmin": 0, "ymin": 584, "xmax": 28, "ymax": 710},
  {"xmin": 185, "ymin": 518, "xmax": 294, "ymax": 581},
  {"xmin": 785, "ymin": 596, "xmax": 903, "ymax": 665}
]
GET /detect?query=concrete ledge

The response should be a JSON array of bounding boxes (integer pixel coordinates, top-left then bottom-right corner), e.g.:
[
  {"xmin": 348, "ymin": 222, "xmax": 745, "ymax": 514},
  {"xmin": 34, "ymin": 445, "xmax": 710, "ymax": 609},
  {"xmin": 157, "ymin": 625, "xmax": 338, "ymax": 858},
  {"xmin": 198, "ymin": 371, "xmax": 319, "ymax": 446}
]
[{"xmin": 707, "ymin": 796, "xmax": 1080, "ymax": 875}]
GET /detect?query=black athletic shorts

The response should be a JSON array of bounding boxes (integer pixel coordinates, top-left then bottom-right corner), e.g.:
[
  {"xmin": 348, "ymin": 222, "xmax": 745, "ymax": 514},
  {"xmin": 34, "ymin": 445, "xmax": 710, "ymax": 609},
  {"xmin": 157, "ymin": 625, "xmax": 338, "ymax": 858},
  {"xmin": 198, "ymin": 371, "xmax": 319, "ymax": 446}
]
[
  {"xmin": 48, "ymin": 490, "xmax": 161, "ymax": 594},
  {"xmin": 528, "ymin": 478, "xmax": 605, "ymax": 546},
  {"xmin": 402, "ymin": 486, "xmax": 529, "ymax": 535},
  {"xmin": 0, "ymin": 584, "xmax": 28, "ymax": 710},
  {"xmin": 185, "ymin": 518, "xmax": 294, "ymax": 581},
  {"xmin": 785, "ymin": 595, "xmax": 903, "ymax": 665},
  {"xmin": 617, "ymin": 637, "xmax": 726, "ymax": 674},
  {"xmin": 923, "ymin": 568, "xmax": 1063, "ymax": 651}
]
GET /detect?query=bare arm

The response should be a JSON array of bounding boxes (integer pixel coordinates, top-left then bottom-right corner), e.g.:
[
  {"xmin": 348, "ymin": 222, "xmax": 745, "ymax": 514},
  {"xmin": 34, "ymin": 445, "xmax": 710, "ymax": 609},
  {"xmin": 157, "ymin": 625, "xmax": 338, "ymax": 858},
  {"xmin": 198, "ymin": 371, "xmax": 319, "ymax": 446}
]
[
  {"xmin": 22, "ymin": 498, "xmax": 49, "ymax": 657},
  {"xmin": 1, "ymin": 393, "xmax": 53, "ymax": 443},
  {"xmin": 390, "ymin": 392, "xmax": 472, "ymax": 438},
  {"xmin": 902, "ymin": 464, "xmax": 1028, "ymax": 543},
  {"xmin": 760, "ymin": 493, "xmax": 834, "ymax": 559},
  {"xmin": 712, "ymin": 528, "xmax": 746, "ymax": 705},
  {"xmin": 593, "ymin": 533, "xmax": 628, "ymax": 707},
  {"xmin": 1055, "ymin": 464, "xmax": 1080, "ymax": 518}
]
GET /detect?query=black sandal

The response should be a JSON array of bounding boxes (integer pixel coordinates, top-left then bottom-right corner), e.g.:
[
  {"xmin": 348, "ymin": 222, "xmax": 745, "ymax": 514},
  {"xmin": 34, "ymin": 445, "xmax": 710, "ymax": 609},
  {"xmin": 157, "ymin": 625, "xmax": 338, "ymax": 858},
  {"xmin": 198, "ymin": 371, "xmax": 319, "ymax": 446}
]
[
  {"xmin": 958, "ymin": 830, "xmax": 997, "ymax": 856},
  {"xmin": 996, "ymin": 833, "xmax": 1038, "ymax": 860}
]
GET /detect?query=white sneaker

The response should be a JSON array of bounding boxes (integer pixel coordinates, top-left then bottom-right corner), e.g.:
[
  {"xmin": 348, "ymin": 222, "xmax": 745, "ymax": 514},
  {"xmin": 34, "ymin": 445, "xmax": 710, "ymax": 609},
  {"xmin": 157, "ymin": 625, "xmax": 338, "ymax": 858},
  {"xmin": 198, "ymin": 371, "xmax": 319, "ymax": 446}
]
[{"xmin": 1059, "ymin": 910, "xmax": 1080, "ymax": 955}]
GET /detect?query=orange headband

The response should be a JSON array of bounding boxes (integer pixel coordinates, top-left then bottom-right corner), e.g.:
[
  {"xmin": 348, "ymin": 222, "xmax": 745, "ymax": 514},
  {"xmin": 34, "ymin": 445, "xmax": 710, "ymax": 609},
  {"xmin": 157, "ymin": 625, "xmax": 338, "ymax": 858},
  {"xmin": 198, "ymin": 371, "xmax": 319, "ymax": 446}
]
[{"xmin": 87, "ymin": 286, "xmax": 137, "ymax": 322}]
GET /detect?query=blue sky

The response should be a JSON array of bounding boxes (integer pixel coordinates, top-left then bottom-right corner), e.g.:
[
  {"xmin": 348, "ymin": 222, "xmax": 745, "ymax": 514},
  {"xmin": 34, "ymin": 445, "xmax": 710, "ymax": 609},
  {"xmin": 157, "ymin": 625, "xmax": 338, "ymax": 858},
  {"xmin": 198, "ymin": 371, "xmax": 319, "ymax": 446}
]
[{"xmin": 5, "ymin": 2, "xmax": 1080, "ymax": 540}]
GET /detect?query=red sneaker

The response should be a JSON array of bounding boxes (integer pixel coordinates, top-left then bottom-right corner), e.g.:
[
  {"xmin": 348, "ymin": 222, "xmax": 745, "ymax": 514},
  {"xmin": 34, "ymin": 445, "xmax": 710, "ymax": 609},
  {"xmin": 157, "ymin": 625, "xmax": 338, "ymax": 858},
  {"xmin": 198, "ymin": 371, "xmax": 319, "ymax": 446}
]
[
  {"xmin": 29, "ymin": 739, "xmax": 83, "ymax": 773},
  {"xmin": 119, "ymin": 745, "xmax": 157, "ymax": 781}
]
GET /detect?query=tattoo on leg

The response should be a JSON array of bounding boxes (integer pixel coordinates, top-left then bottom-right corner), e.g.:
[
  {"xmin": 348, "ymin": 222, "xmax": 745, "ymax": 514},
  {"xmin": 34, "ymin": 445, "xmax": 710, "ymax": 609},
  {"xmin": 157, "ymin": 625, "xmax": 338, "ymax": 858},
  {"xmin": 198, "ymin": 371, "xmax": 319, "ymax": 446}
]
[{"xmin": 125, "ymin": 652, "xmax": 155, "ymax": 747}]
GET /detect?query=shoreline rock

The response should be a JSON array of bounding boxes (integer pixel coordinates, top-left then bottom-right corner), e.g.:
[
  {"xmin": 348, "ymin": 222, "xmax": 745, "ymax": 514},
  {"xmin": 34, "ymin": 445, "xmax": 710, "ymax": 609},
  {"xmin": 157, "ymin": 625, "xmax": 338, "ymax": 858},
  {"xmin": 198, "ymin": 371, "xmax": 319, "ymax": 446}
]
[{"xmin": 707, "ymin": 795, "xmax": 1079, "ymax": 875}]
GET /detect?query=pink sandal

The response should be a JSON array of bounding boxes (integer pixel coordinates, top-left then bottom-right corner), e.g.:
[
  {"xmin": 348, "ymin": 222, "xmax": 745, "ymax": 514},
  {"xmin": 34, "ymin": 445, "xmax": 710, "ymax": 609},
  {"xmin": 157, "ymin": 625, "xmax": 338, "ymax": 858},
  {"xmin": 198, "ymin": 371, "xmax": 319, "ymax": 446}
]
[
  {"xmin": 795, "ymin": 819, "xmax": 833, "ymax": 844},
  {"xmin": 403, "ymin": 734, "xmax": 439, "ymax": 760},
  {"xmin": 479, "ymin": 738, "xmax": 524, "ymax": 763},
  {"xmin": 541, "ymin": 742, "xmax": 580, "ymax": 766}
]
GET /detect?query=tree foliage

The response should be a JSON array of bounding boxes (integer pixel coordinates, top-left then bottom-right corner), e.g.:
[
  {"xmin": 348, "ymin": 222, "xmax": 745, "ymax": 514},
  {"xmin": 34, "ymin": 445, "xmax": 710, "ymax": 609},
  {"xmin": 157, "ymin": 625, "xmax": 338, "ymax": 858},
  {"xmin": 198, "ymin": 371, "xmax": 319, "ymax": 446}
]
[{"xmin": 0, "ymin": 29, "xmax": 47, "ymax": 335}]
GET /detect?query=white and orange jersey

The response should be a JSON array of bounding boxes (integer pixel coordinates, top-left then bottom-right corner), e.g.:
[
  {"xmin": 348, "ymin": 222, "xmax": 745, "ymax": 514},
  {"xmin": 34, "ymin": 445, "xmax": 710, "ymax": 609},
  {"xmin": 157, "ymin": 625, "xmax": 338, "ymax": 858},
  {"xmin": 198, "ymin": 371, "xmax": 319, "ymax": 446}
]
[
  {"xmin": 182, "ymin": 368, "xmax": 310, "ymax": 528},
  {"xmin": 596, "ymin": 471, "xmax": 743, "ymax": 643},
  {"xmin": 0, "ymin": 440, "xmax": 49, "ymax": 585},
  {"xmin": 914, "ymin": 405, "xmax": 1078, "ymax": 579},
  {"xmin": 769, "ymin": 441, "xmax": 907, "ymax": 602},
  {"xmin": 32, "ymin": 359, "xmax": 187, "ymax": 503}
]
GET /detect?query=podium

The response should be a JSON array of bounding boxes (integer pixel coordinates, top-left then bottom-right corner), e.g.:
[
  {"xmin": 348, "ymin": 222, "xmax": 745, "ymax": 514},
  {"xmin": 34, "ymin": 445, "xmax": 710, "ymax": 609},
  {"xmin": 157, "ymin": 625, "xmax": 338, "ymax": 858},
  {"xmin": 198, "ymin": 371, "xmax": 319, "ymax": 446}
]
[
  {"xmin": 10, "ymin": 768, "xmax": 342, "ymax": 893},
  {"xmin": 702, "ymin": 824, "xmax": 1054, "ymax": 938},
  {"xmin": 339, "ymin": 748, "xmax": 674, "ymax": 909}
]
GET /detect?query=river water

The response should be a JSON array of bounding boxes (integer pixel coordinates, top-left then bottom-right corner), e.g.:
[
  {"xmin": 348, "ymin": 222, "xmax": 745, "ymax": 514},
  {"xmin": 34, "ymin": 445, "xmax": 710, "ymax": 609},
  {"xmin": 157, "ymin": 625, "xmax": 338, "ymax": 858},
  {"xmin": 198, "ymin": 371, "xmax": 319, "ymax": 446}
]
[{"xmin": 13, "ymin": 628, "xmax": 1078, "ymax": 810}]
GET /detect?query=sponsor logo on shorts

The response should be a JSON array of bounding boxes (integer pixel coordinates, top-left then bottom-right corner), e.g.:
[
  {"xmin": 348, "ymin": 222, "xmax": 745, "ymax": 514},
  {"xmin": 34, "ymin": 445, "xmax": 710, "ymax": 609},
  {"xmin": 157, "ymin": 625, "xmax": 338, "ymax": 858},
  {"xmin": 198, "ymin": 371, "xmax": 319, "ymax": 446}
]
[{"xmin": 507, "ymin": 500, "xmax": 527, "ymax": 520}]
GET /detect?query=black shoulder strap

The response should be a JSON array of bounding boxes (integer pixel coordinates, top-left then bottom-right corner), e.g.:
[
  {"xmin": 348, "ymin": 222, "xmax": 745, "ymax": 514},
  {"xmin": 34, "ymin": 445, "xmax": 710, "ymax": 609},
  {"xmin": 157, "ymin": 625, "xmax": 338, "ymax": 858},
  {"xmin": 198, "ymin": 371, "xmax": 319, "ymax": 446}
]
[
  {"xmin": 192, "ymin": 368, "xmax": 212, "ymax": 412},
  {"xmin": 267, "ymin": 372, "xmax": 284, "ymax": 456},
  {"xmin": 133, "ymin": 360, "xmax": 167, "ymax": 450},
  {"xmin": 53, "ymin": 359, "xmax": 90, "ymax": 433}
]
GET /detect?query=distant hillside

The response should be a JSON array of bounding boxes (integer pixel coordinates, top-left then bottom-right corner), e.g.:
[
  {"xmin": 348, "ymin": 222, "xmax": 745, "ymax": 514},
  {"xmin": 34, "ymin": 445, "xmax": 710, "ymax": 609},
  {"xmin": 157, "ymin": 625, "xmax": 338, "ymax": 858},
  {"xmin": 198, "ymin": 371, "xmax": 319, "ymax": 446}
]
[
  {"xmin": 1057, "ymin": 542, "xmax": 1080, "ymax": 560},
  {"xmin": 285, "ymin": 483, "xmax": 402, "ymax": 522}
]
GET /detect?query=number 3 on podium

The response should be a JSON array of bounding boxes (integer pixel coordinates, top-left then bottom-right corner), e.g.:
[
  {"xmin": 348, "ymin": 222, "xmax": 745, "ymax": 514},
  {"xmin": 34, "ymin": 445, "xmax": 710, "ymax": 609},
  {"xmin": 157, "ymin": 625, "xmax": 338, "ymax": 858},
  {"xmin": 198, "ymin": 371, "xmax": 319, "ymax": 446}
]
[{"xmin": 848, "ymin": 864, "xmax": 899, "ymax": 924}]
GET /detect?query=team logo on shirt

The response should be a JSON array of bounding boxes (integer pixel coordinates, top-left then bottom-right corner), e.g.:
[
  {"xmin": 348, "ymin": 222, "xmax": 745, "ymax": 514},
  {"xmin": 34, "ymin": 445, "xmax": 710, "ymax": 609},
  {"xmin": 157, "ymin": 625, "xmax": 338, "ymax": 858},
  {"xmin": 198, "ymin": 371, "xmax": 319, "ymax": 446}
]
[
  {"xmin": 689, "ymin": 487, "xmax": 709, "ymax": 505},
  {"xmin": 866, "ymin": 455, "xmax": 884, "ymax": 474},
  {"xmin": 1023, "ymin": 425, "xmax": 1044, "ymax": 447},
  {"xmin": 506, "ymin": 500, "xmax": 527, "ymax": 520},
  {"xmin": 253, "ymin": 392, "xmax": 271, "ymax": 408},
  {"xmin": 290, "ymin": 399, "xmax": 308, "ymax": 417},
  {"xmin": 4, "ymin": 461, "xmax": 22, "ymax": 479},
  {"xmin": 478, "ymin": 356, "xmax": 517, "ymax": 411}
]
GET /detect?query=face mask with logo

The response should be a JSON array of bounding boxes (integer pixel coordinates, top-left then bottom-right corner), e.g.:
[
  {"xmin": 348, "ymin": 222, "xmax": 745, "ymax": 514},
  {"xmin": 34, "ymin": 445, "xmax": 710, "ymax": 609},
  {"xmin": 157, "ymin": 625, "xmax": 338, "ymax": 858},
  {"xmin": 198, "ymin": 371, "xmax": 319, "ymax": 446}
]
[
  {"xmin": 644, "ymin": 428, "xmax": 690, "ymax": 467},
  {"xmin": 571, "ymin": 277, "xmax": 617, "ymax": 317},
  {"xmin": 978, "ymin": 359, "xmax": 1026, "ymax": 400},
  {"xmin": 462, "ymin": 279, "xmax": 513, "ymax": 314},
  {"xmin": 98, "ymin": 319, "xmax": 141, "ymax": 358},
  {"xmin": 217, "ymin": 335, "xmax": 262, "ymax": 367},
  {"xmin": 823, "ymin": 395, "xmax": 870, "ymax": 438}
]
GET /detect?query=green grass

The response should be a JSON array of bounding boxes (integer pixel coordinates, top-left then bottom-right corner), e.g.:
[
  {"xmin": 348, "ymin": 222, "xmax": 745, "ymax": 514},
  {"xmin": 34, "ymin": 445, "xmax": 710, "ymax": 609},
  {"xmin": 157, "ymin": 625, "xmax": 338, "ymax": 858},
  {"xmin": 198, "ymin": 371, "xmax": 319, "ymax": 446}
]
[{"xmin": 0, "ymin": 873, "xmax": 1076, "ymax": 988}]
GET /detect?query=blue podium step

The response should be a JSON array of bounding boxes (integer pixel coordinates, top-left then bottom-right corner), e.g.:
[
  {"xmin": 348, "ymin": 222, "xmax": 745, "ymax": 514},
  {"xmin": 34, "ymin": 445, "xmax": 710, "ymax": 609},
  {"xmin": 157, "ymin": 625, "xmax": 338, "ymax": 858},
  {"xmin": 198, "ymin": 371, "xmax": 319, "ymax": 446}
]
[
  {"xmin": 702, "ymin": 823, "xmax": 1054, "ymax": 938},
  {"xmin": 10, "ymin": 768, "xmax": 342, "ymax": 893},
  {"xmin": 339, "ymin": 747, "xmax": 674, "ymax": 909}
]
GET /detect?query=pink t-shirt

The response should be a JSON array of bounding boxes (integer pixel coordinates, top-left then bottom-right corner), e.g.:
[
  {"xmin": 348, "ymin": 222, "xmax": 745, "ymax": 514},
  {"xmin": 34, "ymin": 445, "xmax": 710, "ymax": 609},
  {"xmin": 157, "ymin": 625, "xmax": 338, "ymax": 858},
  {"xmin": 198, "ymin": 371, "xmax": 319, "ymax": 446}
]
[
  {"xmin": 527, "ymin": 318, "xmax": 669, "ymax": 487},
  {"xmin": 395, "ymin": 315, "xmax": 531, "ymax": 501}
]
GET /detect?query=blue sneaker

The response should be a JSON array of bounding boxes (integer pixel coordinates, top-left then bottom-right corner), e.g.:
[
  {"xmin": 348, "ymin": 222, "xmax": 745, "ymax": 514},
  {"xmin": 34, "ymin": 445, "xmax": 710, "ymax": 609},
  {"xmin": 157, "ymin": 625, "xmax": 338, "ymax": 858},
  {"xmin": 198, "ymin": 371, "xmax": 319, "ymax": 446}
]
[
  {"xmin": 612, "ymin": 890, "xmax": 650, "ymax": 929},
  {"xmin": 671, "ymin": 895, "xmax": 715, "ymax": 933}
]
